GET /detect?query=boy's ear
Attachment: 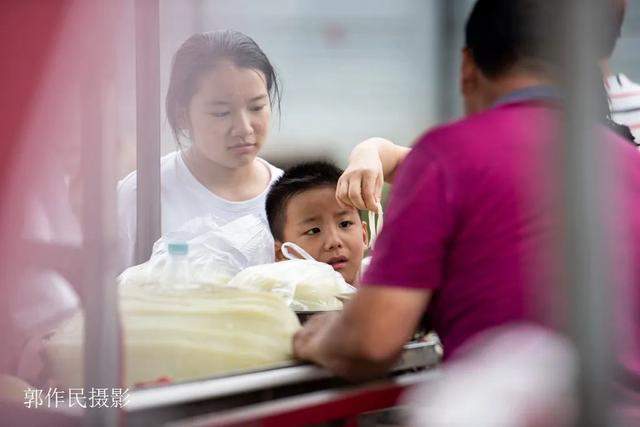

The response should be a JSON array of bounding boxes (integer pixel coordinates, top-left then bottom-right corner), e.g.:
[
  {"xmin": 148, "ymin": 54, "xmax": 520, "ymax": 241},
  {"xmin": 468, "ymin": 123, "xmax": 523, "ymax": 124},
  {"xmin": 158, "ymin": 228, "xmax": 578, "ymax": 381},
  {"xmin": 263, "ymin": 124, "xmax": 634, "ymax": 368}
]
[
  {"xmin": 361, "ymin": 220, "xmax": 369, "ymax": 247},
  {"xmin": 274, "ymin": 241, "xmax": 286, "ymax": 262}
]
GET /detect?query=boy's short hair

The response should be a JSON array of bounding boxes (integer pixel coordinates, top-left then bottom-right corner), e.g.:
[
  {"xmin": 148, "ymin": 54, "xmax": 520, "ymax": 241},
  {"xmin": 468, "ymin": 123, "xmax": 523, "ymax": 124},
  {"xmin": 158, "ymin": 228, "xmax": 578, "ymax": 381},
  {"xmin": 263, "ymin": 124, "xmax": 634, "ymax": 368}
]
[{"xmin": 266, "ymin": 161, "xmax": 344, "ymax": 241}]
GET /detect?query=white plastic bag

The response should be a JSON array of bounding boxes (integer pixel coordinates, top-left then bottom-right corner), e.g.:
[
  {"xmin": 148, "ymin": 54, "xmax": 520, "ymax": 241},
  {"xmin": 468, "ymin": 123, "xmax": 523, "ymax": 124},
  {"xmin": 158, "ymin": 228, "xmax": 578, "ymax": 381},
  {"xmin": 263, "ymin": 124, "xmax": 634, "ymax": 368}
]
[
  {"xmin": 226, "ymin": 242, "xmax": 356, "ymax": 311},
  {"xmin": 154, "ymin": 213, "xmax": 275, "ymax": 267},
  {"xmin": 119, "ymin": 214, "xmax": 275, "ymax": 289}
]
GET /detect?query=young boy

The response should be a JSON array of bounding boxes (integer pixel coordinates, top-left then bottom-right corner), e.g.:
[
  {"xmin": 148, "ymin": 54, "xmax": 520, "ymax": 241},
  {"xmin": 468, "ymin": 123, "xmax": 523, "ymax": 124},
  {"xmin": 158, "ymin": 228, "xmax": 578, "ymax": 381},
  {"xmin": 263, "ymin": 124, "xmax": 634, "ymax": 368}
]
[{"xmin": 265, "ymin": 161, "xmax": 368, "ymax": 285}]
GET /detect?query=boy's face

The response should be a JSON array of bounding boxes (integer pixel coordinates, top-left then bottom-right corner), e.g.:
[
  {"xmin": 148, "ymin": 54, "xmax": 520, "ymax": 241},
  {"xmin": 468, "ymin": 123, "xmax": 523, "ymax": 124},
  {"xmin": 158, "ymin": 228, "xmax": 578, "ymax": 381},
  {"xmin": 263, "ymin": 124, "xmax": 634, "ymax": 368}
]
[{"xmin": 276, "ymin": 186, "xmax": 368, "ymax": 284}]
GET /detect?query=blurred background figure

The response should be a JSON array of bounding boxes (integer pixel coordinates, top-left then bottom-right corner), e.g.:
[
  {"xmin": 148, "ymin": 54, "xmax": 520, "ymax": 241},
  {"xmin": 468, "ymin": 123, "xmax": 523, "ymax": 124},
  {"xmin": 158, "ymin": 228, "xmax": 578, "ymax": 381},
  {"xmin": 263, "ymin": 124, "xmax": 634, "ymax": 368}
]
[{"xmin": 601, "ymin": 0, "xmax": 640, "ymax": 143}]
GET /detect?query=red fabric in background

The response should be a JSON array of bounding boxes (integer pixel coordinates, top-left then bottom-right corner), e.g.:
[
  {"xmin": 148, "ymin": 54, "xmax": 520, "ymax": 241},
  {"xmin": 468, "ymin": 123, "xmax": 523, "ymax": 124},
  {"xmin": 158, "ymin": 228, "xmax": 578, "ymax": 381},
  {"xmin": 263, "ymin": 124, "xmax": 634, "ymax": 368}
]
[
  {"xmin": 0, "ymin": 1, "xmax": 68, "ymax": 195},
  {"xmin": 0, "ymin": 0, "xmax": 70, "ymax": 374}
]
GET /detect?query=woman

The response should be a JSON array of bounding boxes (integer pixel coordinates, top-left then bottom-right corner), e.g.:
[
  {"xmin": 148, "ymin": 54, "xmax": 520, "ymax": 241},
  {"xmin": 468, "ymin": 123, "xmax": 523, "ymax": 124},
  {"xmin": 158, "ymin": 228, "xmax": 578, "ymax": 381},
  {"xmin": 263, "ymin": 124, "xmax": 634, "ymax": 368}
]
[{"xmin": 119, "ymin": 30, "xmax": 283, "ymax": 268}]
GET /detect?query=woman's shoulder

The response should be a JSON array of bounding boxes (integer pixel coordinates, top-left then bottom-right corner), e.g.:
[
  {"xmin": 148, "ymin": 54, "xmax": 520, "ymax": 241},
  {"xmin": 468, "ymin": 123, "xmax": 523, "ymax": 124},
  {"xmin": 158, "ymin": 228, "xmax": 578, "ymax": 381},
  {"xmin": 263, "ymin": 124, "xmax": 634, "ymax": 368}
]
[
  {"xmin": 117, "ymin": 151, "xmax": 181, "ymax": 195},
  {"xmin": 258, "ymin": 157, "xmax": 284, "ymax": 183}
]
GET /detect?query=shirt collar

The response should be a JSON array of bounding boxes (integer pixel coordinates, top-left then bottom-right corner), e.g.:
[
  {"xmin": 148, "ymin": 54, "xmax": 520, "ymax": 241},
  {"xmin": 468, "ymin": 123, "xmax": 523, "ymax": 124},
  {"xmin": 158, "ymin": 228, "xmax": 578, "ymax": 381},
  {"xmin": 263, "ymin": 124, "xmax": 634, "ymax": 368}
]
[{"xmin": 493, "ymin": 85, "xmax": 561, "ymax": 107}]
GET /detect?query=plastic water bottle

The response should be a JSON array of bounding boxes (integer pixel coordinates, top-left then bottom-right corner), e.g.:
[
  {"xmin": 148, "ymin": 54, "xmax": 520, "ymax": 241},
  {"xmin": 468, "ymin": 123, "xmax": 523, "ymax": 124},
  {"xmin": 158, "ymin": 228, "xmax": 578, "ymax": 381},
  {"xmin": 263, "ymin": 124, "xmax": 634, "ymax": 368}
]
[{"xmin": 165, "ymin": 242, "xmax": 192, "ymax": 288}]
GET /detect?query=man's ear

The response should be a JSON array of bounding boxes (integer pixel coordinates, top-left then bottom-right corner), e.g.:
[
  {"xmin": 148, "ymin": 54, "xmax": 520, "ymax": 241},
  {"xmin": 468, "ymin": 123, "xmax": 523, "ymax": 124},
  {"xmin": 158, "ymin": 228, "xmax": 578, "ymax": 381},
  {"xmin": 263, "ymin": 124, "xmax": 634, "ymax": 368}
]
[
  {"xmin": 274, "ymin": 241, "xmax": 285, "ymax": 262},
  {"xmin": 361, "ymin": 220, "xmax": 369, "ymax": 247},
  {"xmin": 460, "ymin": 47, "xmax": 478, "ymax": 99}
]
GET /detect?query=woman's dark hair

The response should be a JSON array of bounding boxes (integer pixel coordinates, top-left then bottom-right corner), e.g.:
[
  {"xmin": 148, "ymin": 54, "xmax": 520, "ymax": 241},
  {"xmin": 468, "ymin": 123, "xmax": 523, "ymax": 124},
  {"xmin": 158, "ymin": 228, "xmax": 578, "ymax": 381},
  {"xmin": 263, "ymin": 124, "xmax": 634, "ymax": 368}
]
[{"xmin": 166, "ymin": 30, "xmax": 281, "ymax": 146}]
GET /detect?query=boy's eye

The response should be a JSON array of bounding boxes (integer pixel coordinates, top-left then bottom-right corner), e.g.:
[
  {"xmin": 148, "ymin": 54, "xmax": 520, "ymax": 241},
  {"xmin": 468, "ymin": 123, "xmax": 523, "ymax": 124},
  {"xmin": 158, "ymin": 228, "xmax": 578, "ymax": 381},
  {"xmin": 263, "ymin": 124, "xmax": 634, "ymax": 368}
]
[
  {"xmin": 304, "ymin": 227, "xmax": 321, "ymax": 236},
  {"xmin": 339, "ymin": 220, "xmax": 354, "ymax": 229},
  {"xmin": 210, "ymin": 111, "xmax": 230, "ymax": 118},
  {"xmin": 249, "ymin": 104, "xmax": 266, "ymax": 112}
]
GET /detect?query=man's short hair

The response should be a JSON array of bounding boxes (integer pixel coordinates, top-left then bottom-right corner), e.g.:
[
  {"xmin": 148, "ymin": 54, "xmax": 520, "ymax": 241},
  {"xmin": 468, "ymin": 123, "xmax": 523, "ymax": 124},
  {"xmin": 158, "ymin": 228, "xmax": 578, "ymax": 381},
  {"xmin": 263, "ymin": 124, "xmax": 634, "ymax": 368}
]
[
  {"xmin": 266, "ymin": 161, "xmax": 344, "ymax": 242},
  {"xmin": 465, "ymin": 0, "xmax": 626, "ymax": 78}
]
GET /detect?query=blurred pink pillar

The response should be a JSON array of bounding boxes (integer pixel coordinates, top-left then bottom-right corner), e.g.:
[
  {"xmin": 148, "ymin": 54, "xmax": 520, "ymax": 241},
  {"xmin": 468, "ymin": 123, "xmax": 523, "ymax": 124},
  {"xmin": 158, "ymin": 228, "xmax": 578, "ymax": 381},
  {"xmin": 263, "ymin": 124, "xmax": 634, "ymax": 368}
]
[{"xmin": 0, "ymin": 1, "xmax": 125, "ymax": 426}]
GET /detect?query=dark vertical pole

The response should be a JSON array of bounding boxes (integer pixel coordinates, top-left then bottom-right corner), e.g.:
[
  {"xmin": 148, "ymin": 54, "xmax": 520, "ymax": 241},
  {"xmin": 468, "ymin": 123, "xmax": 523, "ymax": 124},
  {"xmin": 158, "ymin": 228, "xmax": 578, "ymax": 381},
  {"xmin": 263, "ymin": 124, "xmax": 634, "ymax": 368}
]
[
  {"xmin": 436, "ymin": 0, "xmax": 458, "ymax": 123},
  {"xmin": 134, "ymin": 0, "xmax": 162, "ymax": 265},
  {"xmin": 559, "ymin": 0, "xmax": 615, "ymax": 425}
]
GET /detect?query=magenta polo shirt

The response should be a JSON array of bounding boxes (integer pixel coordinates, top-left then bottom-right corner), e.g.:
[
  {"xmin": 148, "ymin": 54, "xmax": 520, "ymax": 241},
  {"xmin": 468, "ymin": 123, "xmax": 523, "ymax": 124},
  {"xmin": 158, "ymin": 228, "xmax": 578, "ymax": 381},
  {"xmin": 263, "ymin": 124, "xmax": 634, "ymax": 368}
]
[{"xmin": 362, "ymin": 97, "xmax": 640, "ymax": 365}]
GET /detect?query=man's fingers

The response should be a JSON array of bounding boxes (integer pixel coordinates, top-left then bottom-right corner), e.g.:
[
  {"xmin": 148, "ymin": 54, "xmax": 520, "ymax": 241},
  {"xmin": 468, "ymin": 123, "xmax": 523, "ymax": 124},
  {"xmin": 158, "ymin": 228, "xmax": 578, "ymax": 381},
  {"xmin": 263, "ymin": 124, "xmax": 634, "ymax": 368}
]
[
  {"xmin": 292, "ymin": 328, "xmax": 311, "ymax": 360},
  {"xmin": 292, "ymin": 313, "xmax": 331, "ymax": 360}
]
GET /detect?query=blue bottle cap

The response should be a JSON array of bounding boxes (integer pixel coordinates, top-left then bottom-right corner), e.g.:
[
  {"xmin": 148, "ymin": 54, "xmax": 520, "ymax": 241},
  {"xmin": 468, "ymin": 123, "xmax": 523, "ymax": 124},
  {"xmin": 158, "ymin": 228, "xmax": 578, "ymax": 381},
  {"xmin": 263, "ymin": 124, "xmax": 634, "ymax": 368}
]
[{"xmin": 167, "ymin": 242, "xmax": 189, "ymax": 256}]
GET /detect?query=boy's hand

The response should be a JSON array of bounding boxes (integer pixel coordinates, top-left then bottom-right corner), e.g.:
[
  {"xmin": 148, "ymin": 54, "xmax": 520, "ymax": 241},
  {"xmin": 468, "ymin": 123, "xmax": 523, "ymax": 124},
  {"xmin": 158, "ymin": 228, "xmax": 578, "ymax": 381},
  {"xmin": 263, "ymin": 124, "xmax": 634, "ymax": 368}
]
[{"xmin": 337, "ymin": 144, "xmax": 384, "ymax": 213}]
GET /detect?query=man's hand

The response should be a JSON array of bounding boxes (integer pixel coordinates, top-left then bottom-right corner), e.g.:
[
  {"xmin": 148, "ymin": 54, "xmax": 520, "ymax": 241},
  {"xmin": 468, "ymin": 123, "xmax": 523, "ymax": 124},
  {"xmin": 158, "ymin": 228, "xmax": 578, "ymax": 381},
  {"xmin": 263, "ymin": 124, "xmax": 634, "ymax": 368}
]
[
  {"xmin": 291, "ymin": 286, "xmax": 430, "ymax": 381},
  {"xmin": 293, "ymin": 312, "xmax": 338, "ymax": 363}
]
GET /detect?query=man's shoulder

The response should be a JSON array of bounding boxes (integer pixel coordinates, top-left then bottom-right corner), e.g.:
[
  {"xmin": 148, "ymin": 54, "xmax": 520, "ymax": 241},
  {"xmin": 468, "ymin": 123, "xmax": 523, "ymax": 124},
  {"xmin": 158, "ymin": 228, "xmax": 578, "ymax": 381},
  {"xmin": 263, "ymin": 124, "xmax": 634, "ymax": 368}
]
[{"xmin": 412, "ymin": 106, "xmax": 526, "ymax": 156}]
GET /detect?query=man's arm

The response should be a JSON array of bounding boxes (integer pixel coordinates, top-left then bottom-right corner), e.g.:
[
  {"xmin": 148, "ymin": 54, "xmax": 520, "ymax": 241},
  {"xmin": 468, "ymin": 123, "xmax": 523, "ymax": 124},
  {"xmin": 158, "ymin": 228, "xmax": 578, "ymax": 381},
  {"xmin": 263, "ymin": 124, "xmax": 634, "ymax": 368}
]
[{"xmin": 293, "ymin": 285, "xmax": 430, "ymax": 381}]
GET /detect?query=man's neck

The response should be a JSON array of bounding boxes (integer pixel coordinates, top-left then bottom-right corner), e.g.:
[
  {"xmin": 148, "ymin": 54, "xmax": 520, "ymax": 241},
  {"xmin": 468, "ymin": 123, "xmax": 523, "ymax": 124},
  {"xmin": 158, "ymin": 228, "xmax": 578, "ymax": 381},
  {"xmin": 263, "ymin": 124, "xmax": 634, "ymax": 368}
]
[{"xmin": 484, "ymin": 74, "xmax": 555, "ymax": 107}]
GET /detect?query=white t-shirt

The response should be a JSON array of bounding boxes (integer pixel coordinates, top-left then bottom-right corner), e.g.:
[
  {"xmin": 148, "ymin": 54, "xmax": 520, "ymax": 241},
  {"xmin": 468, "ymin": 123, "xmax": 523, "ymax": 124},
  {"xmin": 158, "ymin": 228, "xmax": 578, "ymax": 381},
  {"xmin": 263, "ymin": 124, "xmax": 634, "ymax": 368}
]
[
  {"xmin": 606, "ymin": 73, "xmax": 640, "ymax": 142},
  {"xmin": 117, "ymin": 151, "xmax": 283, "ymax": 269}
]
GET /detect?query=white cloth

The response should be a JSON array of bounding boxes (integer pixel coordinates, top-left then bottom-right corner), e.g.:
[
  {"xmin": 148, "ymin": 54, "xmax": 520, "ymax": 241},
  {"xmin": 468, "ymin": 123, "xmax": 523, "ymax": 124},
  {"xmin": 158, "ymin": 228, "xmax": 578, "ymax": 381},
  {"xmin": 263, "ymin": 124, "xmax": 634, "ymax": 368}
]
[
  {"xmin": 404, "ymin": 324, "xmax": 577, "ymax": 427},
  {"xmin": 606, "ymin": 73, "xmax": 640, "ymax": 142},
  {"xmin": 117, "ymin": 151, "xmax": 283, "ymax": 270}
]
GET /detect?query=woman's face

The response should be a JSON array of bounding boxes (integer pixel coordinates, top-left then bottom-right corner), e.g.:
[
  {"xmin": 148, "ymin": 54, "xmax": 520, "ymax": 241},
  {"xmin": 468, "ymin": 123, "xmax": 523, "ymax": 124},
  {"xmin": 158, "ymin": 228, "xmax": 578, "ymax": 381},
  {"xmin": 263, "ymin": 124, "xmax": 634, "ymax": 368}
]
[{"xmin": 186, "ymin": 60, "xmax": 271, "ymax": 168}]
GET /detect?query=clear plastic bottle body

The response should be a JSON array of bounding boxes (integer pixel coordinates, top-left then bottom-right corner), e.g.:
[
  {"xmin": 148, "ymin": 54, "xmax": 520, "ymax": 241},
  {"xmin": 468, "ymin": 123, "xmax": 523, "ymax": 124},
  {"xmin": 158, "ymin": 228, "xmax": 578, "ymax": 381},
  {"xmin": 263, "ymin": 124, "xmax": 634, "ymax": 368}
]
[{"xmin": 163, "ymin": 242, "xmax": 194, "ymax": 289}]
